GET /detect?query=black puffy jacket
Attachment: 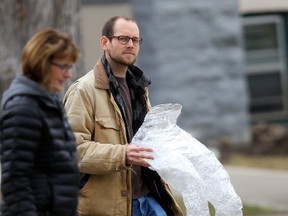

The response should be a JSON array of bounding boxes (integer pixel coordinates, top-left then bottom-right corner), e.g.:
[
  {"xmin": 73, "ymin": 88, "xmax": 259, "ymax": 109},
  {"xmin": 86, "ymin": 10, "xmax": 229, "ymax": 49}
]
[{"xmin": 0, "ymin": 74, "xmax": 79, "ymax": 216}]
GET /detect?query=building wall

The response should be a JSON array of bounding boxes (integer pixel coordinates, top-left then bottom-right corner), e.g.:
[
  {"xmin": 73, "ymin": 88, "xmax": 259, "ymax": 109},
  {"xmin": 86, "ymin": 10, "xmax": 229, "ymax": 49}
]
[
  {"xmin": 80, "ymin": 1, "xmax": 251, "ymax": 146},
  {"xmin": 131, "ymin": 0, "xmax": 250, "ymax": 146},
  {"xmin": 239, "ymin": 0, "xmax": 288, "ymax": 13}
]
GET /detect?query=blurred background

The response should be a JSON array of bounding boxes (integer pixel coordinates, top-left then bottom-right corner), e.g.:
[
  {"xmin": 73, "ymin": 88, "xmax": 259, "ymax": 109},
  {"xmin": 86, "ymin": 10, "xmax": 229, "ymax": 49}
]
[{"xmin": 1, "ymin": 0, "xmax": 288, "ymax": 215}]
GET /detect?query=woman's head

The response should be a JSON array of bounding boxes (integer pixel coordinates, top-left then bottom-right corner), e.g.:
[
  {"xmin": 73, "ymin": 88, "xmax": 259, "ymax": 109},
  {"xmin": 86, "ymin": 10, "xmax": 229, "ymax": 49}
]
[{"xmin": 22, "ymin": 28, "xmax": 80, "ymax": 92}]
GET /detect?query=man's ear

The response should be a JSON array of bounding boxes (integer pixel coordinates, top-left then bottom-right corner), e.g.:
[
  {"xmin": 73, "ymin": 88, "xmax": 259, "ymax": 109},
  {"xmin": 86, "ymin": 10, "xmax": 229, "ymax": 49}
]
[{"xmin": 100, "ymin": 36, "xmax": 109, "ymax": 50}]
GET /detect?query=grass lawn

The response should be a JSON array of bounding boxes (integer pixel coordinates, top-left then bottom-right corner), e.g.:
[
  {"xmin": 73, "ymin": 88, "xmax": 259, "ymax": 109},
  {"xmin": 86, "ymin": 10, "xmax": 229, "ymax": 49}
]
[
  {"xmin": 175, "ymin": 190, "xmax": 287, "ymax": 216},
  {"xmin": 222, "ymin": 153, "xmax": 288, "ymax": 171},
  {"xmin": 209, "ymin": 202, "xmax": 284, "ymax": 216},
  {"xmin": 222, "ymin": 153, "xmax": 288, "ymax": 215},
  {"xmin": 174, "ymin": 153, "xmax": 288, "ymax": 216},
  {"xmin": 174, "ymin": 198, "xmax": 285, "ymax": 216}
]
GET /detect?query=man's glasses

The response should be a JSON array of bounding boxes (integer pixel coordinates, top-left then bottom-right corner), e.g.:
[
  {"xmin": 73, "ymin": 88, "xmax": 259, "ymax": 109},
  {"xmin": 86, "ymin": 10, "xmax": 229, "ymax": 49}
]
[
  {"xmin": 108, "ymin": 35, "xmax": 143, "ymax": 46},
  {"xmin": 51, "ymin": 62, "xmax": 74, "ymax": 73}
]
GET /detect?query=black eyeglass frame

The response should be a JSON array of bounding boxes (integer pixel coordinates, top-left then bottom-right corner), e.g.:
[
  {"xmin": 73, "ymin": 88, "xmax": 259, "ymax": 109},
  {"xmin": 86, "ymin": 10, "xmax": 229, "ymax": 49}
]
[{"xmin": 107, "ymin": 35, "xmax": 143, "ymax": 46}]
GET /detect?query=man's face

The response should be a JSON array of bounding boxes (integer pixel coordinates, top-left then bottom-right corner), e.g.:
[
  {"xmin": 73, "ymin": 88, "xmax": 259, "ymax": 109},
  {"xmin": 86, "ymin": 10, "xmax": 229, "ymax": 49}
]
[{"xmin": 105, "ymin": 19, "xmax": 141, "ymax": 66}]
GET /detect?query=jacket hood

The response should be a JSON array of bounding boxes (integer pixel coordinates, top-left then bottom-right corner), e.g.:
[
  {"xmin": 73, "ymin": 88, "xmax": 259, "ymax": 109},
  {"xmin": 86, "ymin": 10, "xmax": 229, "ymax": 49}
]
[{"xmin": 1, "ymin": 73, "xmax": 59, "ymax": 109}]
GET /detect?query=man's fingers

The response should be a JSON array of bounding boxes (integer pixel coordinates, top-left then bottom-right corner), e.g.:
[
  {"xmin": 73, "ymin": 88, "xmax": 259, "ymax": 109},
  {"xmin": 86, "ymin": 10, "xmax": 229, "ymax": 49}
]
[
  {"xmin": 139, "ymin": 152, "xmax": 154, "ymax": 160},
  {"xmin": 126, "ymin": 144, "xmax": 154, "ymax": 166}
]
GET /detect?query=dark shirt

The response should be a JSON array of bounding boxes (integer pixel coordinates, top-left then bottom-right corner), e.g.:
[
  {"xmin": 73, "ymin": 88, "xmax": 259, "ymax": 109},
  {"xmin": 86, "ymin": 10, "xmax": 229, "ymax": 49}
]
[{"xmin": 116, "ymin": 76, "xmax": 149, "ymax": 198}]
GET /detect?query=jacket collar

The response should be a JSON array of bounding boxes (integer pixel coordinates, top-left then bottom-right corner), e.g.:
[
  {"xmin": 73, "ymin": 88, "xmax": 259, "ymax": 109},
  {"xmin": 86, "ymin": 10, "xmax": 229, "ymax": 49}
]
[
  {"xmin": 93, "ymin": 59, "xmax": 110, "ymax": 90},
  {"xmin": 92, "ymin": 58, "xmax": 151, "ymax": 90},
  {"xmin": 1, "ymin": 73, "xmax": 59, "ymax": 110}
]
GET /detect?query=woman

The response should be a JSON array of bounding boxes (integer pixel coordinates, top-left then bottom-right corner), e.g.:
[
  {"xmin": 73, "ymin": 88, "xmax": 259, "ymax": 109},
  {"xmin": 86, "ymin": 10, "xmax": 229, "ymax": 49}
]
[{"xmin": 0, "ymin": 29, "xmax": 80, "ymax": 216}]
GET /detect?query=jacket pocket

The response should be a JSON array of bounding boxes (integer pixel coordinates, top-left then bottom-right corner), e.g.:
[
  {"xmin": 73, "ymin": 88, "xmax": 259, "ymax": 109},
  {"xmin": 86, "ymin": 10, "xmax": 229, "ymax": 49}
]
[
  {"xmin": 79, "ymin": 173, "xmax": 90, "ymax": 190},
  {"xmin": 95, "ymin": 117, "xmax": 121, "ymax": 143},
  {"xmin": 96, "ymin": 117, "xmax": 119, "ymax": 130}
]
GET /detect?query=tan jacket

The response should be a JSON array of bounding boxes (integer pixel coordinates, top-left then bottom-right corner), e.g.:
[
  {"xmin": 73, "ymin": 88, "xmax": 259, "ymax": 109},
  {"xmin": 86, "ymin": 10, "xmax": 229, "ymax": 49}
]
[{"xmin": 63, "ymin": 59, "xmax": 183, "ymax": 216}]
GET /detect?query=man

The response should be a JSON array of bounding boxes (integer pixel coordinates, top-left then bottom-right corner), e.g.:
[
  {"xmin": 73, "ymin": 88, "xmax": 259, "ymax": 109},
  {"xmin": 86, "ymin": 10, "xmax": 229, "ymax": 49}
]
[{"xmin": 64, "ymin": 16, "xmax": 183, "ymax": 216}]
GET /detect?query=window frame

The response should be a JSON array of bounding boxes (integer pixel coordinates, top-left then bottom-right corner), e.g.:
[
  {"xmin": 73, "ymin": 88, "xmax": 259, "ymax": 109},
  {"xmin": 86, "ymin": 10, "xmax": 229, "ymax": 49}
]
[{"xmin": 243, "ymin": 14, "xmax": 288, "ymax": 121}]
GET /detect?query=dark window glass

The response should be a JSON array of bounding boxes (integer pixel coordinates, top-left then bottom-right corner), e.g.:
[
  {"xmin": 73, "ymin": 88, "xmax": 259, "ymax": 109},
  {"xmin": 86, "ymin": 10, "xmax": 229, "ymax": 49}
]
[
  {"xmin": 244, "ymin": 22, "xmax": 279, "ymax": 65},
  {"xmin": 247, "ymin": 72, "xmax": 283, "ymax": 113}
]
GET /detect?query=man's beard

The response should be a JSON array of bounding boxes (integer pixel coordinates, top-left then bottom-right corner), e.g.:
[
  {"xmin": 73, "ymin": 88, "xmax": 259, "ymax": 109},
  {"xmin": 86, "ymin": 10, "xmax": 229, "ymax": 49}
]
[{"xmin": 107, "ymin": 51, "xmax": 136, "ymax": 66}]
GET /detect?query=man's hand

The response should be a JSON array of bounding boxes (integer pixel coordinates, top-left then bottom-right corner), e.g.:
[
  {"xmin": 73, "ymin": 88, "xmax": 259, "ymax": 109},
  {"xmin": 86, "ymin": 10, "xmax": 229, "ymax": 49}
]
[{"xmin": 126, "ymin": 144, "xmax": 154, "ymax": 167}]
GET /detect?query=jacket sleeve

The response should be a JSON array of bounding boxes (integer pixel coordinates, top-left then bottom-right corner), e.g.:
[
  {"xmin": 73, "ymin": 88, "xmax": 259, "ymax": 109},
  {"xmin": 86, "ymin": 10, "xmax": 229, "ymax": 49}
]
[
  {"xmin": 63, "ymin": 79, "xmax": 127, "ymax": 175},
  {"xmin": 0, "ymin": 103, "xmax": 41, "ymax": 216}
]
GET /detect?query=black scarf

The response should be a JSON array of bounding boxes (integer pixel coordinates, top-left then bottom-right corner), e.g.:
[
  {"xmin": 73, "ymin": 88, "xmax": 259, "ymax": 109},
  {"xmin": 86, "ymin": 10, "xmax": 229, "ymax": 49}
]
[{"xmin": 101, "ymin": 54, "xmax": 151, "ymax": 142}]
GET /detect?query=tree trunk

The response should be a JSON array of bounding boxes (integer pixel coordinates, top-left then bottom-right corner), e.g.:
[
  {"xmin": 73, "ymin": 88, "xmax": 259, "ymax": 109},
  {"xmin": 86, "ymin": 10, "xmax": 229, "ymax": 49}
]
[{"xmin": 0, "ymin": 0, "xmax": 83, "ymax": 102}]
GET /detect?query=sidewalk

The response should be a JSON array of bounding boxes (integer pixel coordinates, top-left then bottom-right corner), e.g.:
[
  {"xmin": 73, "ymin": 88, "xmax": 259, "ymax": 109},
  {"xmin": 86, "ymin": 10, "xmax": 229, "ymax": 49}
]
[{"xmin": 225, "ymin": 166, "xmax": 288, "ymax": 213}]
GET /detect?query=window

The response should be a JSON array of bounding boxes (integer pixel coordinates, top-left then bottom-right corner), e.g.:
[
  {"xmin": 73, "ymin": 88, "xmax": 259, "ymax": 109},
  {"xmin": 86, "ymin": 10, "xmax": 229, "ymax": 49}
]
[{"xmin": 243, "ymin": 15, "xmax": 288, "ymax": 120}]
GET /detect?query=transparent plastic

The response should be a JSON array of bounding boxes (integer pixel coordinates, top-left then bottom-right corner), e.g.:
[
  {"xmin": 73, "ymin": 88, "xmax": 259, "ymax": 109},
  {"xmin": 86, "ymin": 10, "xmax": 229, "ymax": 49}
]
[{"xmin": 132, "ymin": 103, "xmax": 243, "ymax": 216}]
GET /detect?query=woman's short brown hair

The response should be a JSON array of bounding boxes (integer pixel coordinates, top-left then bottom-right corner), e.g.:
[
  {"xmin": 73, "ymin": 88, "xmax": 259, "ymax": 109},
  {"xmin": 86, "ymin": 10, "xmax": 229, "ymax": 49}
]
[{"xmin": 22, "ymin": 28, "xmax": 80, "ymax": 82}]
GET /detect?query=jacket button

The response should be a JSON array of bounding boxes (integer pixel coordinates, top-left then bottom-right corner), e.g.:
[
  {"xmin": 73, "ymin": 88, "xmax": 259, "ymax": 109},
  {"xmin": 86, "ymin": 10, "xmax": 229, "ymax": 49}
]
[{"xmin": 121, "ymin": 191, "xmax": 128, "ymax": 197}]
